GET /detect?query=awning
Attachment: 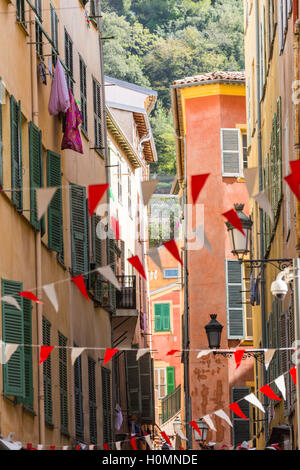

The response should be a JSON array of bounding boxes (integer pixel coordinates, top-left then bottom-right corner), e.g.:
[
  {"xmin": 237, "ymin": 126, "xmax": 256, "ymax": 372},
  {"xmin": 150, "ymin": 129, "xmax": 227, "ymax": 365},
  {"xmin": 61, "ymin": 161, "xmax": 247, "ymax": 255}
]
[
  {"xmin": 0, "ymin": 438, "xmax": 22, "ymax": 450},
  {"xmin": 267, "ymin": 424, "xmax": 291, "ymax": 447},
  {"xmin": 112, "ymin": 311, "xmax": 138, "ymax": 349}
]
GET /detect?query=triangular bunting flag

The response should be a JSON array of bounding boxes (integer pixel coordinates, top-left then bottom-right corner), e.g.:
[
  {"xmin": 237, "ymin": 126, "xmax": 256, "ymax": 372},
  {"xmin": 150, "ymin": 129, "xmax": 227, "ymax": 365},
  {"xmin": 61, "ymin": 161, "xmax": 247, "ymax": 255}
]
[
  {"xmin": 18, "ymin": 291, "xmax": 43, "ymax": 304},
  {"xmin": 243, "ymin": 393, "xmax": 265, "ymax": 413},
  {"xmin": 290, "ymin": 366, "xmax": 297, "ymax": 385},
  {"xmin": 197, "ymin": 350, "xmax": 211, "ymax": 359},
  {"xmin": 244, "ymin": 168, "xmax": 258, "ymax": 197},
  {"xmin": 103, "ymin": 444, "xmax": 110, "ymax": 450},
  {"xmin": 43, "ymin": 284, "xmax": 58, "ymax": 313},
  {"xmin": 39, "ymin": 346, "xmax": 54, "ymax": 364},
  {"xmin": 97, "ymin": 266, "xmax": 121, "ymax": 291},
  {"xmin": 127, "ymin": 255, "xmax": 147, "ymax": 280},
  {"xmin": 191, "ymin": 174, "xmax": 210, "ymax": 204},
  {"xmin": 253, "ymin": 190, "xmax": 274, "ymax": 224},
  {"xmin": 145, "ymin": 435, "xmax": 154, "ymax": 450},
  {"xmin": 72, "ymin": 275, "xmax": 90, "ymax": 301},
  {"xmin": 5, "ymin": 344, "xmax": 19, "ymax": 363},
  {"xmin": 264, "ymin": 349, "xmax": 276, "ymax": 371},
  {"xmin": 146, "ymin": 247, "xmax": 163, "ymax": 272},
  {"xmin": 163, "ymin": 240, "xmax": 183, "ymax": 266},
  {"xmin": 89, "ymin": 445, "xmax": 95, "ymax": 450},
  {"xmin": 141, "ymin": 179, "xmax": 159, "ymax": 206},
  {"xmin": 104, "ymin": 348, "xmax": 119, "ymax": 365},
  {"xmin": 0, "ymin": 296, "xmax": 21, "ymax": 310},
  {"xmin": 88, "ymin": 184, "xmax": 109, "ymax": 216},
  {"xmin": 136, "ymin": 348, "xmax": 149, "ymax": 361},
  {"xmin": 160, "ymin": 431, "xmax": 172, "ymax": 447},
  {"xmin": 36, "ymin": 187, "xmax": 58, "ymax": 220},
  {"xmin": 115, "ymin": 442, "xmax": 121, "ymax": 451},
  {"xmin": 222, "ymin": 209, "xmax": 245, "ymax": 236},
  {"xmin": 71, "ymin": 347, "xmax": 85, "ymax": 365},
  {"xmin": 229, "ymin": 403, "xmax": 248, "ymax": 420},
  {"xmin": 130, "ymin": 438, "xmax": 137, "ymax": 450},
  {"xmin": 50, "ymin": 446, "xmax": 55, "ymax": 450},
  {"xmin": 284, "ymin": 162, "xmax": 300, "ymax": 200},
  {"xmin": 259, "ymin": 384, "xmax": 281, "ymax": 401},
  {"xmin": 167, "ymin": 349, "xmax": 180, "ymax": 356},
  {"xmin": 111, "ymin": 216, "xmax": 120, "ymax": 241},
  {"xmin": 62, "ymin": 446, "xmax": 69, "ymax": 450},
  {"xmin": 37, "ymin": 445, "xmax": 43, "ymax": 450},
  {"xmin": 274, "ymin": 375, "xmax": 286, "ymax": 400},
  {"xmin": 189, "ymin": 421, "xmax": 202, "ymax": 439},
  {"xmin": 214, "ymin": 409, "xmax": 233, "ymax": 427},
  {"xmin": 234, "ymin": 349, "xmax": 245, "ymax": 369},
  {"xmin": 175, "ymin": 427, "xmax": 188, "ymax": 441},
  {"xmin": 202, "ymin": 415, "xmax": 217, "ymax": 432}
]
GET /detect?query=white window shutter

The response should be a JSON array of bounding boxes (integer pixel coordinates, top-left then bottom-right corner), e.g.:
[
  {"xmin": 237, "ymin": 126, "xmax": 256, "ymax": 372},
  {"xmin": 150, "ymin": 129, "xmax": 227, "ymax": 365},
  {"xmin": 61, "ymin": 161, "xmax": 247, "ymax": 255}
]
[
  {"xmin": 226, "ymin": 260, "xmax": 244, "ymax": 339},
  {"xmin": 221, "ymin": 129, "xmax": 240, "ymax": 176}
]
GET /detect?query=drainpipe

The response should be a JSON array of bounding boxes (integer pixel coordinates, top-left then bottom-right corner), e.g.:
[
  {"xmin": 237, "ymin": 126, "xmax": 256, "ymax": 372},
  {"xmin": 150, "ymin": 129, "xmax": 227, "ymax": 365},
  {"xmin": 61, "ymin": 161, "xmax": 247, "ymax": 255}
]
[
  {"xmin": 294, "ymin": 20, "xmax": 300, "ymax": 254},
  {"xmin": 255, "ymin": 0, "xmax": 268, "ymax": 445},
  {"xmin": 29, "ymin": 9, "xmax": 45, "ymax": 445}
]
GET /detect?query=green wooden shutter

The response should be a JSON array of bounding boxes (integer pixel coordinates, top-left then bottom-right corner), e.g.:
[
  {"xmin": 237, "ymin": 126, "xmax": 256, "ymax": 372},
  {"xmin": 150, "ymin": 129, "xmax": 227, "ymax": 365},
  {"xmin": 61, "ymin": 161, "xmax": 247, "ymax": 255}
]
[
  {"xmin": 166, "ymin": 366, "xmax": 175, "ymax": 395},
  {"xmin": 70, "ymin": 184, "xmax": 89, "ymax": 276},
  {"xmin": 29, "ymin": 122, "xmax": 44, "ymax": 231},
  {"xmin": 88, "ymin": 357, "xmax": 97, "ymax": 445},
  {"xmin": 10, "ymin": 96, "xmax": 22, "ymax": 210},
  {"xmin": 227, "ymin": 260, "xmax": 244, "ymax": 339},
  {"xmin": 139, "ymin": 353, "xmax": 154, "ymax": 423},
  {"xmin": 47, "ymin": 150, "xmax": 62, "ymax": 253},
  {"xmin": 92, "ymin": 215, "xmax": 103, "ymax": 303},
  {"xmin": 154, "ymin": 304, "xmax": 162, "ymax": 332},
  {"xmin": 0, "ymin": 103, "xmax": 3, "ymax": 187},
  {"xmin": 232, "ymin": 387, "xmax": 250, "ymax": 447},
  {"xmin": 79, "ymin": 56, "xmax": 87, "ymax": 134},
  {"xmin": 2, "ymin": 279, "xmax": 25, "ymax": 397},
  {"xmin": 93, "ymin": 79, "xmax": 103, "ymax": 155},
  {"xmin": 59, "ymin": 332, "xmax": 68, "ymax": 434},
  {"xmin": 125, "ymin": 350, "xmax": 140, "ymax": 415},
  {"xmin": 23, "ymin": 298, "xmax": 33, "ymax": 409},
  {"xmin": 162, "ymin": 304, "xmax": 170, "ymax": 331},
  {"xmin": 102, "ymin": 367, "xmax": 112, "ymax": 444},
  {"xmin": 74, "ymin": 351, "xmax": 84, "ymax": 441},
  {"xmin": 43, "ymin": 317, "xmax": 53, "ymax": 425}
]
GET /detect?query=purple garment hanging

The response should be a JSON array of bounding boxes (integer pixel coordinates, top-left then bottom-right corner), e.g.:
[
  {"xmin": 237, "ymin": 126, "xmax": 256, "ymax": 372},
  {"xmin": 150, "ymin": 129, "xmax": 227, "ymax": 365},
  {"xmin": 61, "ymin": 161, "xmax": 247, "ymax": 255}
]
[
  {"xmin": 48, "ymin": 60, "xmax": 70, "ymax": 116},
  {"xmin": 61, "ymin": 89, "xmax": 83, "ymax": 154}
]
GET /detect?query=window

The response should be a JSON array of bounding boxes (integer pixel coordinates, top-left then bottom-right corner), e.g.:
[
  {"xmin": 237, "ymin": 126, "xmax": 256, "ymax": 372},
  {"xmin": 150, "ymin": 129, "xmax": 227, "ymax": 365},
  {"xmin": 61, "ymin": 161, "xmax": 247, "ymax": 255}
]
[
  {"xmin": 35, "ymin": 1, "xmax": 43, "ymax": 59},
  {"xmin": 154, "ymin": 303, "xmax": 171, "ymax": 332},
  {"xmin": 23, "ymin": 297, "xmax": 34, "ymax": 409},
  {"xmin": 226, "ymin": 260, "xmax": 244, "ymax": 339},
  {"xmin": 79, "ymin": 56, "xmax": 87, "ymax": 134},
  {"xmin": 242, "ymin": 133, "xmax": 248, "ymax": 169},
  {"xmin": 29, "ymin": 122, "xmax": 44, "ymax": 232},
  {"xmin": 126, "ymin": 351, "xmax": 154, "ymax": 423},
  {"xmin": 268, "ymin": 0, "xmax": 275, "ymax": 53},
  {"xmin": 74, "ymin": 349, "xmax": 84, "ymax": 441},
  {"xmin": 163, "ymin": 268, "xmax": 179, "ymax": 279},
  {"xmin": 65, "ymin": 30, "xmax": 73, "ymax": 93},
  {"xmin": 70, "ymin": 184, "xmax": 89, "ymax": 276},
  {"xmin": 247, "ymin": 79, "xmax": 251, "ymax": 148},
  {"xmin": 58, "ymin": 332, "xmax": 68, "ymax": 434},
  {"xmin": 259, "ymin": 6, "xmax": 266, "ymax": 99},
  {"xmin": 50, "ymin": 3, "xmax": 59, "ymax": 65},
  {"xmin": 166, "ymin": 367, "xmax": 175, "ymax": 395},
  {"xmin": 43, "ymin": 317, "xmax": 53, "ymax": 426},
  {"xmin": 221, "ymin": 129, "xmax": 241, "ymax": 176},
  {"xmin": 128, "ymin": 168, "xmax": 132, "ymax": 217},
  {"xmin": 16, "ymin": 0, "xmax": 26, "ymax": 25},
  {"xmin": 47, "ymin": 151, "xmax": 63, "ymax": 254},
  {"xmin": 10, "ymin": 96, "xmax": 22, "ymax": 210},
  {"xmin": 88, "ymin": 357, "xmax": 97, "ymax": 445},
  {"xmin": 155, "ymin": 368, "xmax": 167, "ymax": 398},
  {"xmin": 92, "ymin": 78, "xmax": 103, "ymax": 155},
  {"xmin": 232, "ymin": 387, "xmax": 250, "ymax": 447},
  {"xmin": 118, "ymin": 162, "xmax": 122, "ymax": 204},
  {"xmin": 102, "ymin": 367, "xmax": 112, "ymax": 444},
  {"xmin": 91, "ymin": 215, "xmax": 104, "ymax": 303},
  {"xmin": 90, "ymin": 0, "xmax": 100, "ymax": 26}
]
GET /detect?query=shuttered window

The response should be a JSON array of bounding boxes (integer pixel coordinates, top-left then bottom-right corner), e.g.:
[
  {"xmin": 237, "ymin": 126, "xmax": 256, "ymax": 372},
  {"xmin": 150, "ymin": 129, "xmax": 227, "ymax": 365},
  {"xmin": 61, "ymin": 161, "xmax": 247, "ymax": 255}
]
[
  {"xmin": 154, "ymin": 303, "xmax": 170, "ymax": 332},
  {"xmin": 50, "ymin": 3, "xmax": 59, "ymax": 65},
  {"xmin": 88, "ymin": 357, "xmax": 97, "ymax": 445},
  {"xmin": 43, "ymin": 317, "xmax": 53, "ymax": 425},
  {"xmin": 102, "ymin": 367, "xmax": 112, "ymax": 444},
  {"xmin": 10, "ymin": 96, "xmax": 23, "ymax": 210},
  {"xmin": 125, "ymin": 350, "xmax": 140, "ymax": 414},
  {"xmin": 29, "ymin": 122, "xmax": 44, "ymax": 231},
  {"xmin": 23, "ymin": 298, "xmax": 33, "ymax": 409},
  {"xmin": 226, "ymin": 260, "xmax": 244, "ymax": 339},
  {"xmin": 2, "ymin": 279, "xmax": 25, "ymax": 397},
  {"xmin": 47, "ymin": 151, "xmax": 63, "ymax": 253},
  {"xmin": 59, "ymin": 332, "xmax": 68, "ymax": 435},
  {"xmin": 139, "ymin": 353, "xmax": 154, "ymax": 423},
  {"xmin": 79, "ymin": 56, "xmax": 88, "ymax": 134},
  {"xmin": 74, "ymin": 351, "xmax": 84, "ymax": 441},
  {"xmin": 35, "ymin": 1, "xmax": 43, "ymax": 59},
  {"xmin": 221, "ymin": 129, "xmax": 241, "ymax": 176},
  {"xmin": 92, "ymin": 78, "xmax": 103, "ymax": 156},
  {"xmin": 232, "ymin": 387, "xmax": 250, "ymax": 447},
  {"xmin": 65, "ymin": 30, "xmax": 73, "ymax": 93},
  {"xmin": 91, "ymin": 215, "xmax": 104, "ymax": 303},
  {"xmin": 90, "ymin": 0, "xmax": 100, "ymax": 27},
  {"xmin": 166, "ymin": 366, "xmax": 175, "ymax": 395},
  {"xmin": 70, "ymin": 184, "xmax": 89, "ymax": 276},
  {"xmin": 0, "ymin": 103, "xmax": 3, "ymax": 187},
  {"xmin": 16, "ymin": 0, "xmax": 26, "ymax": 24}
]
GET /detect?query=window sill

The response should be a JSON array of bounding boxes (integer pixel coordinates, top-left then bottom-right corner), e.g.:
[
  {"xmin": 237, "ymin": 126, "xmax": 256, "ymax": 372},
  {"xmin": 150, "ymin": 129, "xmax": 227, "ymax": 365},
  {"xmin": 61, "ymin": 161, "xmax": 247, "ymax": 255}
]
[
  {"xmin": 239, "ymin": 339, "xmax": 253, "ymax": 347},
  {"xmin": 45, "ymin": 421, "xmax": 54, "ymax": 429},
  {"xmin": 60, "ymin": 430, "xmax": 70, "ymax": 438},
  {"xmin": 16, "ymin": 20, "xmax": 29, "ymax": 36},
  {"xmin": 22, "ymin": 404, "xmax": 36, "ymax": 416}
]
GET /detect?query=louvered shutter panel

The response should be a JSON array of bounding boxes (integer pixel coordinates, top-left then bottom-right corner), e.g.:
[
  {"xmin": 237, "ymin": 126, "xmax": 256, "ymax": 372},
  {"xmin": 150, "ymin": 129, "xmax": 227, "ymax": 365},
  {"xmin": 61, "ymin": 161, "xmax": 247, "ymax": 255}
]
[
  {"xmin": 47, "ymin": 151, "xmax": 63, "ymax": 253},
  {"xmin": 91, "ymin": 215, "xmax": 103, "ymax": 303},
  {"xmin": 166, "ymin": 367, "xmax": 175, "ymax": 395},
  {"xmin": 43, "ymin": 317, "xmax": 53, "ymax": 425},
  {"xmin": 125, "ymin": 350, "xmax": 140, "ymax": 415},
  {"xmin": 0, "ymin": 103, "xmax": 3, "ymax": 187},
  {"xmin": 227, "ymin": 260, "xmax": 244, "ymax": 339},
  {"xmin": 79, "ymin": 57, "xmax": 87, "ymax": 133},
  {"xmin": 221, "ymin": 129, "xmax": 240, "ymax": 176},
  {"xmin": 70, "ymin": 184, "xmax": 89, "ymax": 276},
  {"xmin": 59, "ymin": 333, "xmax": 68, "ymax": 434},
  {"xmin": 29, "ymin": 122, "xmax": 44, "ymax": 231},
  {"xmin": 102, "ymin": 367, "xmax": 112, "ymax": 444},
  {"xmin": 74, "ymin": 352, "xmax": 84, "ymax": 441},
  {"xmin": 93, "ymin": 79, "xmax": 103, "ymax": 154},
  {"xmin": 289, "ymin": 306, "xmax": 297, "ymax": 404},
  {"xmin": 88, "ymin": 357, "xmax": 97, "ymax": 445},
  {"xmin": 162, "ymin": 304, "xmax": 170, "ymax": 331},
  {"xmin": 2, "ymin": 279, "xmax": 25, "ymax": 397},
  {"xmin": 154, "ymin": 304, "xmax": 162, "ymax": 331},
  {"xmin": 232, "ymin": 387, "xmax": 250, "ymax": 447},
  {"xmin": 280, "ymin": 311, "xmax": 290, "ymax": 414},
  {"xmin": 23, "ymin": 298, "xmax": 33, "ymax": 408},
  {"xmin": 108, "ymin": 238, "xmax": 116, "ymax": 314},
  {"xmin": 276, "ymin": 97, "xmax": 282, "ymax": 199},
  {"xmin": 10, "ymin": 96, "xmax": 22, "ymax": 210},
  {"xmin": 139, "ymin": 353, "xmax": 154, "ymax": 423}
]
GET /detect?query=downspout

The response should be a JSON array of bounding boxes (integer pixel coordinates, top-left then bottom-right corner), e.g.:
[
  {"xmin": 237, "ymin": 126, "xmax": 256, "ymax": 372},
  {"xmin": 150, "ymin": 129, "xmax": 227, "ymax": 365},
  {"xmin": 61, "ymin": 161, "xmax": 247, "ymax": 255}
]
[
  {"xmin": 29, "ymin": 9, "xmax": 45, "ymax": 445},
  {"xmin": 294, "ymin": 20, "xmax": 300, "ymax": 253}
]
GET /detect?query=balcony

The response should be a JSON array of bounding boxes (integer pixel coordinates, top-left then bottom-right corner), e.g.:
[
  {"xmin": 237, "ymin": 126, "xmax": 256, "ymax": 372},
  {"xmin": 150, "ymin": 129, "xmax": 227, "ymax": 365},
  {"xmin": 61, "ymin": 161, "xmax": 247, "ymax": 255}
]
[
  {"xmin": 116, "ymin": 275, "xmax": 136, "ymax": 311},
  {"xmin": 160, "ymin": 385, "xmax": 181, "ymax": 425},
  {"xmin": 112, "ymin": 276, "xmax": 138, "ymax": 349}
]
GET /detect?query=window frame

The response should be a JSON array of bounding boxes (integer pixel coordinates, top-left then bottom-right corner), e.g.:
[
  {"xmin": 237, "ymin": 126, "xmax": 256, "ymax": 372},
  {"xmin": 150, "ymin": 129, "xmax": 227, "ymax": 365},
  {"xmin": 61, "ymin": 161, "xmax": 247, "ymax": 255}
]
[
  {"xmin": 154, "ymin": 302, "xmax": 171, "ymax": 333},
  {"xmin": 225, "ymin": 259, "xmax": 245, "ymax": 340},
  {"xmin": 220, "ymin": 128, "xmax": 242, "ymax": 177}
]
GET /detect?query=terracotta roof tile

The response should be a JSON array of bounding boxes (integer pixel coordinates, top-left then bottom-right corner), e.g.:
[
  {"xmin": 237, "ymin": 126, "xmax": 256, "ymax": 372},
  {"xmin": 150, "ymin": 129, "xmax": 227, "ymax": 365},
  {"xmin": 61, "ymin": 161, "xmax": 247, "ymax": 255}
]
[{"xmin": 173, "ymin": 71, "xmax": 245, "ymax": 86}]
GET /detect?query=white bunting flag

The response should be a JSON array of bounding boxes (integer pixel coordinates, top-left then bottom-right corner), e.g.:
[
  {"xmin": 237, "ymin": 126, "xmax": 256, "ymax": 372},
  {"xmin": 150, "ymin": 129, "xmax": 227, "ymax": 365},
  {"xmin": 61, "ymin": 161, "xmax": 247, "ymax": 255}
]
[
  {"xmin": 264, "ymin": 349, "xmax": 276, "ymax": 371},
  {"xmin": 136, "ymin": 349, "xmax": 150, "ymax": 361},
  {"xmin": 146, "ymin": 247, "xmax": 163, "ymax": 272},
  {"xmin": 202, "ymin": 415, "xmax": 217, "ymax": 432},
  {"xmin": 141, "ymin": 180, "xmax": 159, "ymax": 206},
  {"xmin": 43, "ymin": 284, "xmax": 59, "ymax": 313},
  {"xmin": 275, "ymin": 375, "xmax": 286, "ymax": 400},
  {"xmin": 244, "ymin": 393, "xmax": 265, "ymax": 413},
  {"xmin": 71, "ymin": 347, "xmax": 85, "ymax": 366},
  {"xmin": 37, "ymin": 445, "xmax": 43, "ymax": 450},
  {"xmin": 244, "ymin": 168, "xmax": 258, "ymax": 197},
  {"xmin": 0, "ymin": 296, "xmax": 21, "ymax": 311},
  {"xmin": 5, "ymin": 344, "xmax": 19, "ymax": 363},
  {"xmin": 253, "ymin": 190, "xmax": 274, "ymax": 224},
  {"xmin": 97, "ymin": 266, "xmax": 121, "ymax": 291},
  {"xmin": 115, "ymin": 442, "xmax": 121, "ymax": 451},
  {"xmin": 89, "ymin": 445, "xmax": 95, "ymax": 450},
  {"xmin": 214, "ymin": 409, "xmax": 233, "ymax": 427},
  {"xmin": 36, "ymin": 187, "xmax": 58, "ymax": 221},
  {"xmin": 197, "ymin": 350, "xmax": 211, "ymax": 359},
  {"xmin": 62, "ymin": 446, "xmax": 69, "ymax": 450},
  {"xmin": 145, "ymin": 434, "xmax": 154, "ymax": 450}
]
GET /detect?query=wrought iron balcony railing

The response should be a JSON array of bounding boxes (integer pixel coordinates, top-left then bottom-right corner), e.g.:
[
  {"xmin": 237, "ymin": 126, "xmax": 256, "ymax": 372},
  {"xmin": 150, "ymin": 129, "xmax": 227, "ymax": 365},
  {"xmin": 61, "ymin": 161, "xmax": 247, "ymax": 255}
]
[
  {"xmin": 116, "ymin": 275, "xmax": 137, "ymax": 310},
  {"xmin": 160, "ymin": 385, "xmax": 181, "ymax": 425}
]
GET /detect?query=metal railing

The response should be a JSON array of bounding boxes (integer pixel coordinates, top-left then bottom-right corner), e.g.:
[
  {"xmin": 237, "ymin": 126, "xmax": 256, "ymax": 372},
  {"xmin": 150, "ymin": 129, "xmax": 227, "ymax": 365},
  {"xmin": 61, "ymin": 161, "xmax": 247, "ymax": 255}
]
[
  {"xmin": 160, "ymin": 385, "xmax": 181, "ymax": 425},
  {"xmin": 116, "ymin": 275, "xmax": 136, "ymax": 309}
]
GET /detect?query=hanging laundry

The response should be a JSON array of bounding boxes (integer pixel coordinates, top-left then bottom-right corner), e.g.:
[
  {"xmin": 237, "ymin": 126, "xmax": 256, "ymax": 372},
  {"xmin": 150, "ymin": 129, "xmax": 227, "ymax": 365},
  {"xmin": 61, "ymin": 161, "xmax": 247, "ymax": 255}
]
[
  {"xmin": 114, "ymin": 404, "xmax": 123, "ymax": 431},
  {"xmin": 48, "ymin": 57, "xmax": 54, "ymax": 78},
  {"xmin": 48, "ymin": 59, "xmax": 70, "ymax": 116},
  {"xmin": 38, "ymin": 61, "xmax": 47, "ymax": 85},
  {"xmin": 254, "ymin": 277, "xmax": 260, "ymax": 305},
  {"xmin": 61, "ymin": 89, "xmax": 83, "ymax": 154}
]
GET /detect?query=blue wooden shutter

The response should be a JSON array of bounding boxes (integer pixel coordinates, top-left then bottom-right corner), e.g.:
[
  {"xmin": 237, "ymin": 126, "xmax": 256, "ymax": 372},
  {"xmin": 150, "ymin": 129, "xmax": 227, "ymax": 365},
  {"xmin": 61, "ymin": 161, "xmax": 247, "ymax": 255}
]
[
  {"xmin": 29, "ymin": 122, "xmax": 44, "ymax": 231},
  {"xmin": 47, "ymin": 150, "xmax": 63, "ymax": 253},
  {"xmin": 10, "ymin": 96, "xmax": 22, "ymax": 210},
  {"xmin": 2, "ymin": 279, "xmax": 25, "ymax": 397},
  {"xmin": 70, "ymin": 184, "xmax": 89, "ymax": 276},
  {"xmin": 226, "ymin": 260, "xmax": 244, "ymax": 339},
  {"xmin": 166, "ymin": 366, "xmax": 175, "ymax": 395},
  {"xmin": 23, "ymin": 298, "xmax": 33, "ymax": 408},
  {"xmin": 232, "ymin": 387, "xmax": 250, "ymax": 447}
]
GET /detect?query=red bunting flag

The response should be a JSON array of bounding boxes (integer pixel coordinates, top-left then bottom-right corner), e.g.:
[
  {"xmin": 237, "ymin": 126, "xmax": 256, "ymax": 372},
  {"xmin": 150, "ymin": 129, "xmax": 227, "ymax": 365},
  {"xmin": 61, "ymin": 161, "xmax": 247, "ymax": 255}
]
[
  {"xmin": 160, "ymin": 431, "xmax": 172, "ymax": 447},
  {"xmin": 104, "ymin": 348, "xmax": 119, "ymax": 365},
  {"xmin": 259, "ymin": 384, "xmax": 281, "ymax": 401},
  {"xmin": 167, "ymin": 349, "xmax": 180, "ymax": 356},
  {"xmin": 39, "ymin": 346, "xmax": 54, "ymax": 364},
  {"xmin": 130, "ymin": 438, "xmax": 137, "ymax": 450},
  {"xmin": 72, "ymin": 275, "xmax": 90, "ymax": 302},
  {"xmin": 18, "ymin": 291, "xmax": 43, "ymax": 304},
  {"xmin": 103, "ymin": 444, "xmax": 110, "ymax": 450},
  {"xmin": 27, "ymin": 443, "xmax": 33, "ymax": 450},
  {"xmin": 50, "ymin": 446, "xmax": 55, "ymax": 450},
  {"xmin": 75, "ymin": 445, "xmax": 81, "ymax": 450},
  {"xmin": 179, "ymin": 446, "xmax": 184, "ymax": 450},
  {"xmin": 229, "ymin": 403, "xmax": 248, "ymax": 420},
  {"xmin": 191, "ymin": 174, "xmax": 210, "ymax": 204},
  {"xmin": 290, "ymin": 366, "xmax": 297, "ymax": 385},
  {"xmin": 88, "ymin": 184, "xmax": 109, "ymax": 216},
  {"xmin": 189, "ymin": 421, "xmax": 202, "ymax": 439},
  {"xmin": 111, "ymin": 216, "xmax": 120, "ymax": 241},
  {"xmin": 222, "ymin": 209, "xmax": 245, "ymax": 236},
  {"xmin": 234, "ymin": 349, "xmax": 245, "ymax": 369},
  {"xmin": 284, "ymin": 173, "xmax": 300, "ymax": 201},
  {"xmin": 128, "ymin": 255, "xmax": 147, "ymax": 280},
  {"xmin": 163, "ymin": 240, "xmax": 183, "ymax": 266}
]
